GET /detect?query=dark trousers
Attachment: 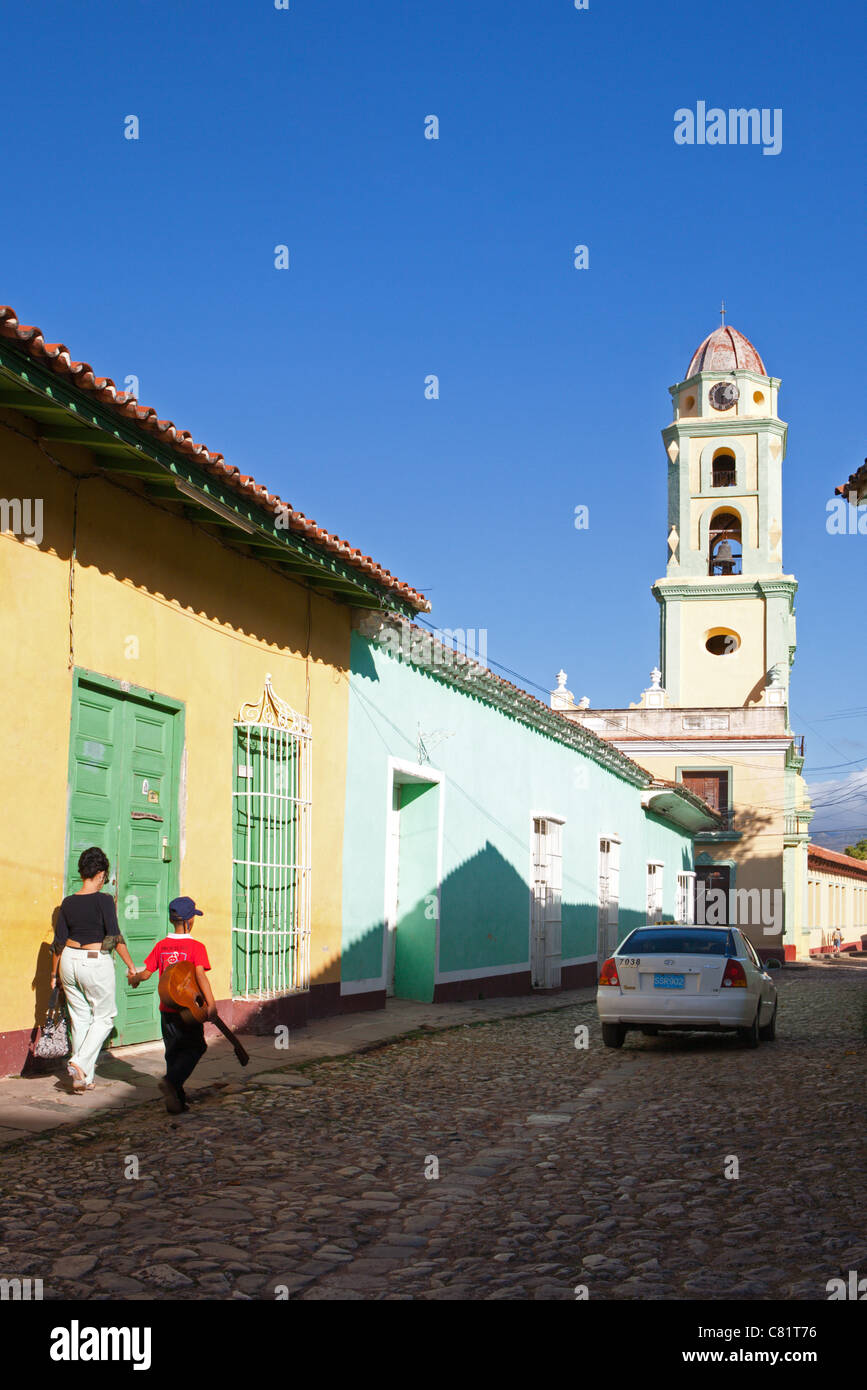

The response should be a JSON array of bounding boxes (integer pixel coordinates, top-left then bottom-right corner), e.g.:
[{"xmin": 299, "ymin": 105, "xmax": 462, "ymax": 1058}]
[{"xmin": 161, "ymin": 1011, "xmax": 207, "ymax": 1101}]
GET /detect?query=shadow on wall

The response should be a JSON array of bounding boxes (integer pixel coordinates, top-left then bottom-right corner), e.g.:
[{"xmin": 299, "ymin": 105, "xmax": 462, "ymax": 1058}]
[
  {"xmin": 343, "ymin": 837, "xmax": 638, "ymax": 1005},
  {"xmin": 21, "ymin": 939, "xmax": 61, "ymax": 1079},
  {"xmin": 21, "ymin": 909, "xmax": 152, "ymax": 1084},
  {"xmin": 0, "ymin": 437, "xmax": 348, "ymax": 670},
  {"xmin": 728, "ymin": 805, "xmax": 775, "ymax": 851},
  {"xmin": 696, "ymin": 805, "xmax": 779, "ymax": 891},
  {"xmin": 17, "ymin": 840, "xmax": 652, "ymax": 1074}
]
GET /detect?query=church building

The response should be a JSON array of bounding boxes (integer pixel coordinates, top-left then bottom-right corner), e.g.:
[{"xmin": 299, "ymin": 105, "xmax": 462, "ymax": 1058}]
[{"xmin": 553, "ymin": 321, "xmax": 813, "ymax": 961}]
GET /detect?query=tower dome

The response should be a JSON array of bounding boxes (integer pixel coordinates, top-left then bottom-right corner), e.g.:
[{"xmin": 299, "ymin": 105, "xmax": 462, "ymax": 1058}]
[{"xmin": 686, "ymin": 326, "xmax": 766, "ymax": 378}]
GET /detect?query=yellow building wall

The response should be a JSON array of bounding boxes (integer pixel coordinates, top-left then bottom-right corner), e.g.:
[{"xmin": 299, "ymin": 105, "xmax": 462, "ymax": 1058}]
[
  {"xmin": 745, "ymin": 453, "xmax": 758, "ymax": 493},
  {"xmin": 675, "ymin": 597, "xmax": 767, "ymax": 705},
  {"xmin": 627, "ymin": 749, "xmax": 787, "ymax": 949},
  {"xmin": 0, "ymin": 415, "xmax": 352, "ymax": 1042},
  {"xmin": 807, "ymin": 872, "xmax": 867, "ymax": 952},
  {"xmin": 687, "ymin": 435, "xmax": 758, "ymax": 495},
  {"xmin": 689, "ymin": 447, "xmax": 701, "ymax": 495}
]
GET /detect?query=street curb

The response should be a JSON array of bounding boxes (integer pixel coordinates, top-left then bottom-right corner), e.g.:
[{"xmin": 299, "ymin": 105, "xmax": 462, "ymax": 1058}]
[
  {"xmin": 286, "ymin": 993, "xmax": 598, "ymax": 1068},
  {"xmin": 0, "ymin": 990, "xmax": 598, "ymax": 1148}
]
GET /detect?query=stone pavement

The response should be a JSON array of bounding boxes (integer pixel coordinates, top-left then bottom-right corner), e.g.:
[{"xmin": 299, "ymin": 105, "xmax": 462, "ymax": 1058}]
[
  {"xmin": 0, "ymin": 963, "xmax": 862, "ymax": 1301},
  {"xmin": 0, "ymin": 987, "xmax": 594, "ymax": 1147}
]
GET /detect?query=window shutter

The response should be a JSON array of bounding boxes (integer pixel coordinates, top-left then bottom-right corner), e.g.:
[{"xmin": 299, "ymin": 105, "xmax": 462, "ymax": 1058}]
[
  {"xmin": 608, "ymin": 840, "xmax": 620, "ymax": 926},
  {"xmin": 682, "ymin": 772, "xmax": 727, "ymax": 813}
]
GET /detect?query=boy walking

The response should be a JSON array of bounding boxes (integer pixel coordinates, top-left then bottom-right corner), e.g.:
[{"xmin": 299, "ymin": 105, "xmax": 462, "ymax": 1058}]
[{"xmin": 129, "ymin": 896, "xmax": 215, "ymax": 1114}]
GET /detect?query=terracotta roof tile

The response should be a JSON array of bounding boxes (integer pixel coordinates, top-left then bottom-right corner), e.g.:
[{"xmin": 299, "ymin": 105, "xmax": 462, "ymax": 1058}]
[
  {"xmin": 0, "ymin": 304, "xmax": 429, "ymax": 612},
  {"xmin": 808, "ymin": 843, "xmax": 867, "ymax": 878},
  {"xmin": 603, "ymin": 734, "xmax": 793, "ymax": 742},
  {"xmin": 836, "ymin": 457, "xmax": 867, "ymax": 498}
]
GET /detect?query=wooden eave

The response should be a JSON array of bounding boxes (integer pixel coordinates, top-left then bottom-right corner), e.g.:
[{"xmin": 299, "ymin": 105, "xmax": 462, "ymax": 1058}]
[{"xmin": 0, "ymin": 341, "xmax": 416, "ymax": 617}]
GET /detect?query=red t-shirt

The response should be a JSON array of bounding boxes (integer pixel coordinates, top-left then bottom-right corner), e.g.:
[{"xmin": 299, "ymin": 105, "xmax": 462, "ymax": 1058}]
[{"xmin": 144, "ymin": 934, "xmax": 211, "ymax": 1013}]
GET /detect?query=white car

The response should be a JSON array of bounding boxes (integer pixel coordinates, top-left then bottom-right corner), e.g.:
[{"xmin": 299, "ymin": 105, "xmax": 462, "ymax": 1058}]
[{"xmin": 596, "ymin": 925, "xmax": 778, "ymax": 1048}]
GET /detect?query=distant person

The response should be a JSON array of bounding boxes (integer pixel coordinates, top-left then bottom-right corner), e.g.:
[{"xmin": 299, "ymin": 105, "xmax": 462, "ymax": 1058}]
[
  {"xmin": 831, "ymin": 927, "xmax": 843, "ymax": 956},
  {"xmin": 129, "ymin": 897, "xmax": 215, "ymax": 1114},
  {"xmin": 51, "ymin": 847, "xmax": 137, "ymax": 1093}
]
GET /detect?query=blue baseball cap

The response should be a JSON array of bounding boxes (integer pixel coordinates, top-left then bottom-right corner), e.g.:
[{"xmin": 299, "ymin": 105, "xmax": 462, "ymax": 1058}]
[{"xmin": 168, "ymin": 896, "xmax": 203, "ymax": 921}]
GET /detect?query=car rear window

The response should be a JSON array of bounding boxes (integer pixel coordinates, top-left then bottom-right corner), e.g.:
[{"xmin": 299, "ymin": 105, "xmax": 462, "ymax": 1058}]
[{"xmin": 618, "ymin": 929, "xmax": 735, "ymax": 956}]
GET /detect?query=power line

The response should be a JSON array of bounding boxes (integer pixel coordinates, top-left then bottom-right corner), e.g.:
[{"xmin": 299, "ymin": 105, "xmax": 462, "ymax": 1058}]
[
  {"xmin": 412, "ymin": 616, "xmax": 553, "ymax": 697},
  {"xmin": 408, "ymin": 619, "xmax": 866, "ymax": 813},
  {"xmin": 810, "ymin": 706, "xmax": 867, "ymax": 724}
]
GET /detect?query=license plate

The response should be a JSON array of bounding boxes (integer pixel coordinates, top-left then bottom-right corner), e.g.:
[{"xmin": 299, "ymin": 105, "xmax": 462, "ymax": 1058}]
[{"xmin": 654, "ymin": 973, "xmax": 685, "ymax": 989}]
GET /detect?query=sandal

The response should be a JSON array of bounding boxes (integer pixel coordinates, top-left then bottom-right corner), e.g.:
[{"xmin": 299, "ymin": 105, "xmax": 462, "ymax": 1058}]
[{"xmin": 67, "ymin": 1061, "xmax": 87, "ymax": 1093}]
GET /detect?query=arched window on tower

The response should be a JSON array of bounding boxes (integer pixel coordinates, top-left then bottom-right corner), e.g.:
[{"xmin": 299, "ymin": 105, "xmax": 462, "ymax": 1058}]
[
  {"xmin": 709, "ymin": 511, "xmax": 742, "ymax": 576},
  {"xmin": 712, "ymin": 449, "xmax": 737, "ymax": 488}
]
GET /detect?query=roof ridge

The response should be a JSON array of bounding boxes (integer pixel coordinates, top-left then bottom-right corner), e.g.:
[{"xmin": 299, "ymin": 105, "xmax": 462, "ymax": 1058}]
[
  {"xmin": 379, "ymin": 618, "xmax": 651, "ymax": 786},
  {"xmin": 808, "ymin": 842, "xmax": 867, "ymax": 871},
  {"xmin": 0, "ymin": 304, "xmax": 429, "ymax": 612}
]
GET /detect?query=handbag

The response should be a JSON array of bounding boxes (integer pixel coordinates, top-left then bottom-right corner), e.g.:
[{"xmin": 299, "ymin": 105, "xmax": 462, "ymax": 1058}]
[{"xmin": 32, "ymin": 985, "xmax": 70, "ymax": 1059}]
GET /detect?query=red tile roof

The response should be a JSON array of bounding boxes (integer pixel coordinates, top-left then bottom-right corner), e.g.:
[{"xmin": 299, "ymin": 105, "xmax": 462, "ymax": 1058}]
[
  {"xmin": 602, "ymin": 734, "xmax": 794, "ymax": 742},
  {"xmin": 808, "ymin": 843, "xmax": 867, "ymax": 879},
  {"xmin": 0, "ymin": 305, "xmax": 429, "ymax": 612},
  {"xmin": 836, "ymin": 457, "xmax": 867, "ymax": 498}
]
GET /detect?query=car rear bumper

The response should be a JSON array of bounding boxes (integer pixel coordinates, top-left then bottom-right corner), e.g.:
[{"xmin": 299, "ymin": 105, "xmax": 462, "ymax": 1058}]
[{"xmin": 596, "ymin": 987, "xmax": 759, "ymax": 1029}]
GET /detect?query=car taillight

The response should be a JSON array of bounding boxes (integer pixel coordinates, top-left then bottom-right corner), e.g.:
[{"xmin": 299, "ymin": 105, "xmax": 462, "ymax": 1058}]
[
  {"xmin": 599, "ymin": 957, "xmax": 620, "ymax": 987},
  {"xmin": 722, "ymin": 959, "xmax": 747, "ymax": 988}
]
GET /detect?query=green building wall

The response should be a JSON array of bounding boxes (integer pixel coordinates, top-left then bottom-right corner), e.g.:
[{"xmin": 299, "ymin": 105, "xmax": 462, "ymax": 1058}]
[{"xmin": 341, "ymin": 633, "xmax": 696, "ymax": 1002}]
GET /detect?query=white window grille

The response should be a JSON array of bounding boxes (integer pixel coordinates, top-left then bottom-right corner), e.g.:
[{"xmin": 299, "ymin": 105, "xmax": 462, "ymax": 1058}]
[
  {"xmin": 647, "ymin": 862, "xmax": 664, "ymax": 924},
  {"xmin": 676, "ymin": 871, "xmax": 696, "ymax": 924},
  {"xmin": 531, "ymin": 817, "xmax": 562, "ymax": 989},
  {"xmin": 598, "ymin": 836, "xmax": 621, "ymax": 964},
  {"xmin": 232, "ymin": 675, "xmax": 311, "ymax": 999}
]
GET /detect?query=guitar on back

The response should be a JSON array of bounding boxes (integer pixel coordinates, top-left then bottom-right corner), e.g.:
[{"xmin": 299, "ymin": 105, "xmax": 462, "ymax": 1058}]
[{"xmin": 158, "ymin": 960, "xmax": 250, "ymax": 1067}]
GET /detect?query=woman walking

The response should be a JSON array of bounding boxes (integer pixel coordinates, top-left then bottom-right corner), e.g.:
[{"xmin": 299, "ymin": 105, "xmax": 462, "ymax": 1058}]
[{"xmin": 50, "ymin": 847, "xmax": 136, "ymax": 1093}]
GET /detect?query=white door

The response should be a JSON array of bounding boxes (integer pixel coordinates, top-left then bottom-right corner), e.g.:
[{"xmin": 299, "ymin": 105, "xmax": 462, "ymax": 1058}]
[
  {"xmin": 597, "ymin": 837, "xmax": 620, "ymax": 967},
  {"xmin": 531, "ymin": 818, "xmax": 562, "ymax": 988}
]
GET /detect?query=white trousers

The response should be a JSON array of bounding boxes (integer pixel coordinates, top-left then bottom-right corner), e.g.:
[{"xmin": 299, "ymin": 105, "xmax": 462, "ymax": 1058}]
[{"xmin": 59, "ymin": 950, "xmax": 117, "ymax": 1084}]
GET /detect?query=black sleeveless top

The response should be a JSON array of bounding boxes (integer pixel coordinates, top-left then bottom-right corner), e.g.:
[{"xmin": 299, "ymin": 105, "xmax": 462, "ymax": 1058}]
[{"xmin": 54, "ymin": 893, "xmax": 123, "ymax": 951}]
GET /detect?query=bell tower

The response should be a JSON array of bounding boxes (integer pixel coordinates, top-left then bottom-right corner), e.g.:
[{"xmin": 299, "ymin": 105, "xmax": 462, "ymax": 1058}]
[{"xmin": 652, "ymin": 317, "xmax": 797, "ymax": 708}]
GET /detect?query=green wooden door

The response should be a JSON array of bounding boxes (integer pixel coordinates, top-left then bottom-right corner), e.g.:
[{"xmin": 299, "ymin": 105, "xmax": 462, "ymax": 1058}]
[{"xmin": 66, "ymin": 671, "xmax": 183, "ymax": 1045}]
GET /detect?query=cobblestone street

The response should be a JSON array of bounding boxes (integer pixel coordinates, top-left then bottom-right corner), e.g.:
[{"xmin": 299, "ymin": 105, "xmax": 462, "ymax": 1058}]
[{"xmin": 1, "ymin": 965, "xmax": 863, "ymax": 1302}]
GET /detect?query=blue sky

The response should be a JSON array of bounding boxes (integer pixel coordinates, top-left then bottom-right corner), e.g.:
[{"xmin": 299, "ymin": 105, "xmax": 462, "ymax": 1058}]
[{"xmin": 2, "ymin": 1, "xmax": 864, "ymax": 842}]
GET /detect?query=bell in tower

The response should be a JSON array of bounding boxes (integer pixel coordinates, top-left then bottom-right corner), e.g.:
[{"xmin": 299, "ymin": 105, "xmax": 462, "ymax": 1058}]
[{"xmin": 709, "ymin": 514, "xmax": 742, "ymax": 576}]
